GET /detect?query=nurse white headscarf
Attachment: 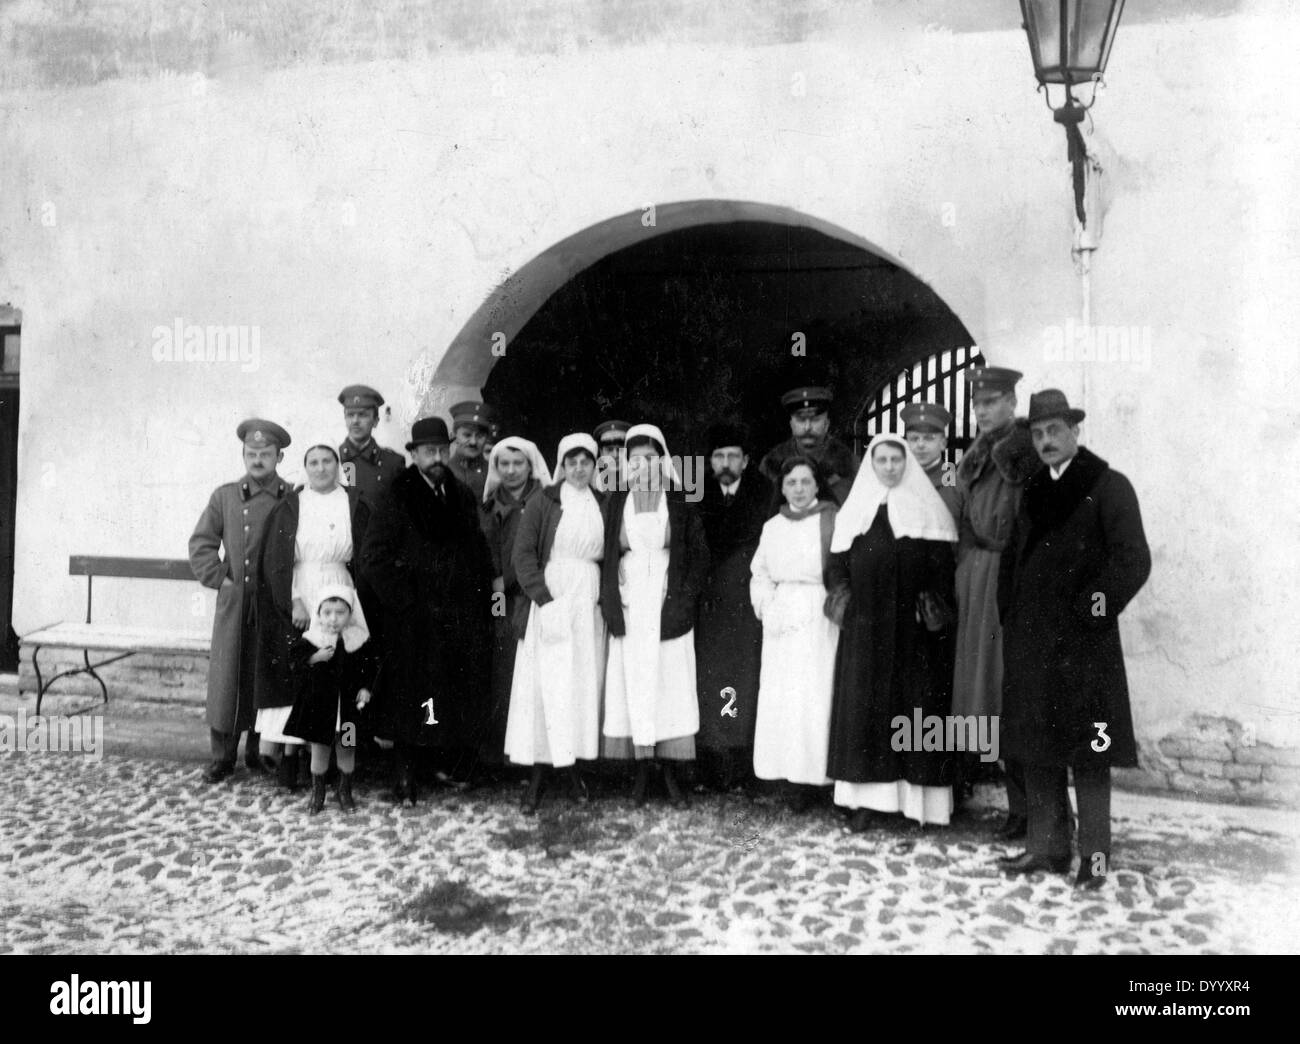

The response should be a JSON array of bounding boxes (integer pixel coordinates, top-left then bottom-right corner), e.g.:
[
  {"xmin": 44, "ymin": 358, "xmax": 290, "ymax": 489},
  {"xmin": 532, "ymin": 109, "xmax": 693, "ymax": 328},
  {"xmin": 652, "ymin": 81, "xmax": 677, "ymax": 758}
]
[
  {"xmin": 482, "ymin": 436, "xmax": 552, "ymax": 504},
  {"xmin": 555, "ymin": 433, "xmax": 599, "ymax": 478},
  {"xmin": 303, "ymin": 583, "xmax": 371, "ymax": 653},
  {"xmin": 830, "ymin": 432, "xmax": 958, "ymax": 552},
  {"xmin": 623, "ymin": 423, "xmax": 680, "ymax": 490}
]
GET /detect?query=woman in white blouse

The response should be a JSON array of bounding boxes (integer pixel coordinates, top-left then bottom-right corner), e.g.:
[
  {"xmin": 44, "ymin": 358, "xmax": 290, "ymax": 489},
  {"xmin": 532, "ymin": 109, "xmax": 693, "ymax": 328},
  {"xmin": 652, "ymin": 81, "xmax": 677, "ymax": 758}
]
[
  {"xmin": 256, "ymin": 444, "xmax": 370, "ymax": 790},
  {"xmin": 750, "ymin": 456, "xmax": 841, "ymax": 809}
]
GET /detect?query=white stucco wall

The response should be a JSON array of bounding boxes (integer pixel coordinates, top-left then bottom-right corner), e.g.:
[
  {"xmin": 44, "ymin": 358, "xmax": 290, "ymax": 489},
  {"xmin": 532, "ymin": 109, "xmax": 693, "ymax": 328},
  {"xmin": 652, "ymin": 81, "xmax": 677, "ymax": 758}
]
[{"xmin": 1, "ymin": 2, "xmax": 1296, "ymax": 755}]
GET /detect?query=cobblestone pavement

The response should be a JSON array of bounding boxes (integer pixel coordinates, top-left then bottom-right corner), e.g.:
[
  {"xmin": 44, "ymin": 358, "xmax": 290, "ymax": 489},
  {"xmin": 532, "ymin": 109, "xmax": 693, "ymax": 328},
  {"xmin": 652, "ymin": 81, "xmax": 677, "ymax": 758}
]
[{"xmin": 2, "ymin": 752, "xmax": 1297, "ymax": 954}]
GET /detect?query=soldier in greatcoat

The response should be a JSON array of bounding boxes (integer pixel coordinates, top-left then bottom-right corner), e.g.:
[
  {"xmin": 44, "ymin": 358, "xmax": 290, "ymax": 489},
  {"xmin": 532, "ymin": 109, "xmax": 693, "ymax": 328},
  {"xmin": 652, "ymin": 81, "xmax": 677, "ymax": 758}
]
[
  {"xmin": 950, "ymin": 367, "xmax": 1041, "ymax": 834},
  {"xmin": 189, "ymin": 419, "xmax": 292, "ymax": 784}
]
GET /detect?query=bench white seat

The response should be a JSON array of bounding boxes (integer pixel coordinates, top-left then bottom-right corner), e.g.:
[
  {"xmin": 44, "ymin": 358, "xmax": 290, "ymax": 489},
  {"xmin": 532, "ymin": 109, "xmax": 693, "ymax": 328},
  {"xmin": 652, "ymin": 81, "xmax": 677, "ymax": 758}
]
[{"xmin": 24, "ymin": 623, "xmax": 211, "ymax": 656}]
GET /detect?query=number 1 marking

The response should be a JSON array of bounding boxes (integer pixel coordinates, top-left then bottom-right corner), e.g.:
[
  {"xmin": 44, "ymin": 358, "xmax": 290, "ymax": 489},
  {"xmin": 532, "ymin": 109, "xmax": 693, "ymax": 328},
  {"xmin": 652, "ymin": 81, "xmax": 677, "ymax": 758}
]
[{"xmin": 421, "ymin": 698, "xmax": 439, "ymax": 726}]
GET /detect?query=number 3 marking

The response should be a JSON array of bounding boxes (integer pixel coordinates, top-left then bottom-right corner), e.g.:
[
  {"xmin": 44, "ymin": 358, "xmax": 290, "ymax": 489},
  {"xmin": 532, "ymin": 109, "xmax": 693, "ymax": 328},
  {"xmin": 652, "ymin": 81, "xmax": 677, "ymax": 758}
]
[{"xmin": 1091, "ymin": 722, "xmax": 1111, "ymax": 753}]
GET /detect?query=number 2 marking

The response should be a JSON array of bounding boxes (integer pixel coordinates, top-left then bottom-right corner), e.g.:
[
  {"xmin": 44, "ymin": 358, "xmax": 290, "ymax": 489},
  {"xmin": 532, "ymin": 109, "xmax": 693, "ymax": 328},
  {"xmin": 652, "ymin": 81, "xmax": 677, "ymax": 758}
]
[
  {"xmin": 720, "ymin": 687, "xmax": 738, "ymax": 719},
  {"xmin": 421, "ymin": 698, "xmax": 439, "ymax": 726},
  {"xmin": 1091, "ymin": 722, "xmax": 1111, "ymax": 753}
]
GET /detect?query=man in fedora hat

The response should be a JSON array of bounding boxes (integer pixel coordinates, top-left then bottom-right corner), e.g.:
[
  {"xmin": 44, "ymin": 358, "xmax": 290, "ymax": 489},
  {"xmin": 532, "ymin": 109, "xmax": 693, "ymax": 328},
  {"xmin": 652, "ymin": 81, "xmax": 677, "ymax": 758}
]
[
  {"xmin": 758, "ymin": 385, "xmax": 858, "ymax": 505},
  {"xmin": 189, "ymin": 418, "xmax": 292, "ymax": 783},
  {"xmin": 337, "ymin": 384, "xmax": 405, "ymax": 507},
  {"xmin": 901, "ymin": 400, "xmax": 959, "ymax": 520},
  {"xmin": 360, "ymin": 417, "xmax": 494, "ymax": 802},
  {"xmin": 951, "ymin": 366, "xmax": 1040, "ymax": 833},
  {"xmin": 447, "ymin": 400, "xmax": 496, "ymax": 501},
  {"xmin": 997, "ymin": 390, "xmax": 1150, "ymax": 888}
]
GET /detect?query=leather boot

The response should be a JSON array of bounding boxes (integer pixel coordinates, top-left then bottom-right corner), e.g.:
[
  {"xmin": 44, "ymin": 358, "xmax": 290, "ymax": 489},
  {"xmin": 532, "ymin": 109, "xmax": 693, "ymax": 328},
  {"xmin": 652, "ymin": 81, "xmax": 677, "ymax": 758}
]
[
  {"xmin": 663, "ymin": 762, "xmax": 688, "ymax": 809},
  {"xmin": 277, "ymin": 749, "xmax": 301, "ymax": 792},
  {"xmin": 521, "ymin": 766, "xmax": 544, "ymax": 815},
  {"xmin": 308, "ymin": 773, "xmax": 328, "ymax": 815},
  {"xmin": 335, "ymin": 771, "xmax": 357, "ymax": 813},
  {"xmin": 632, "ymin": 762, "xmax": 652, "ymax": 807},
  {"xmin": 244, "ymin": 731, "xmax": 268, "ymax": 773},
  {"xmin": 567, "ymin": 766, "xmax": 589, "ymax": 804}
]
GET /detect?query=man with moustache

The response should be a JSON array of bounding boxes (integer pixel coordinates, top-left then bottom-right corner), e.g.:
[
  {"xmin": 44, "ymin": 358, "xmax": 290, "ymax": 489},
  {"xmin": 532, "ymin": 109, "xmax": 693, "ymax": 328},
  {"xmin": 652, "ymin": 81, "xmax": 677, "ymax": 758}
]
[
  {"xmin": 901, "ymin": 401, "xmax": 960, "ymax": 520},
  {"xmin": 951, "ymin": 367, "xmax": 1040, "ymax": 834},
  {"xmin": 337, "ymin": 385, "xmax": 405, "ymax": 508},
  {"xmin": 189, "ymin": 419, "xmax": 292, "ymax": 783},
  {"xmin": 759, "ymin": 386, "xmax": 857, "ymax": 505},
  {"xmin": 361, "ymin": 417, "xmax": 494, "ymax": 801},
  {"xmin": 997, "ymin": 391, "xmax": 1150, "ymax": 888},
  {"xmin": 694, "ymin": 422, "xmax": 772, "ymax": 791},
  {"xmin": 447, "ymin": 400, "xmax": 496, "ymax": 501}
]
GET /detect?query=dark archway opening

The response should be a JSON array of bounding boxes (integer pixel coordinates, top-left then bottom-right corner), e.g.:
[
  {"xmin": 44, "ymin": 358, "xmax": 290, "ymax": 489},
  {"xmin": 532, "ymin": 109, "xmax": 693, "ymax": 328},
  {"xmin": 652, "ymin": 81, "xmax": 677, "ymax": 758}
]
[{"xmin": 482, "ymin": 221, "xmax": 974, "ymax": 467}]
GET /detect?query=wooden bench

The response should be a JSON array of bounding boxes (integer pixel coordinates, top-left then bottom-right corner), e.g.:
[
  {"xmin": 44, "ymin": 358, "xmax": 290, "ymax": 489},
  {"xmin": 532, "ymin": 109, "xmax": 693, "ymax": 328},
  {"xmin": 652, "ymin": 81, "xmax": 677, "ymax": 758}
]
[{"xmin": 22, "ymin": 556, "xmax": 210, "ymax": 714}]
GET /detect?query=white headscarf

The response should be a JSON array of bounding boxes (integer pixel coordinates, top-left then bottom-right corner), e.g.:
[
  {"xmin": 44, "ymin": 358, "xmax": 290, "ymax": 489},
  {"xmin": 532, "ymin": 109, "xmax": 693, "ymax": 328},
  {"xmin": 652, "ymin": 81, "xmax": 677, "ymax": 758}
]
[
  {"xmin": 555, "ymin": 432, "xmax": 599, "ymax": 480},
  {"xmin": 623, "ymin": 423, "xmax": 680, "ymax": 489},
  {"xmin": 303, "ymin": 583, "xmax": 370, "ymax": 653},
  {"xmin": 482, "ymin": 436, "xmax": 552, "ymax": 504},
  {"xmin": 830, "ymin": 432, "xmax": 958, "ymax": 552}
]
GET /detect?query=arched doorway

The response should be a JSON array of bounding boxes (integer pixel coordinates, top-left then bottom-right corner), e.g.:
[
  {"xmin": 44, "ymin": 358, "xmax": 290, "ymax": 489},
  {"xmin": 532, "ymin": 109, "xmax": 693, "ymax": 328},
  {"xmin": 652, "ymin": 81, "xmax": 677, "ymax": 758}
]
[{"xmin": 428, "ymin": 202, "xmax": 980, "ymax": 468}]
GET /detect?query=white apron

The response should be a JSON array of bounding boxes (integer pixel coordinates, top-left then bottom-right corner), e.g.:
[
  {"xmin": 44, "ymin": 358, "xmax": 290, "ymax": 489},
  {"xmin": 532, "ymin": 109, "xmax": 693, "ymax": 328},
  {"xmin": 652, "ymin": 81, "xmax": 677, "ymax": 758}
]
[
  {"xmin": 504, "ymin": 486, "xmax": 606, "ymax": 767},
  {"xmin": 603, "ymin": 494, "xmax": 699, "ymax": 747},
  {"xmin": 257, "ymin": 486, "xmax": 368, "ymax": 745}
]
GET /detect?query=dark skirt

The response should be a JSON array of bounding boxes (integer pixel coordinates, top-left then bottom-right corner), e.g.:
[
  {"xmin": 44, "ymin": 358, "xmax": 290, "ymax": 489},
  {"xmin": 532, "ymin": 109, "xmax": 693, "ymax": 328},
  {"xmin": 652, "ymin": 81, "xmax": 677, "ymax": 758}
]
[{"xmin": 826, "ymin": 506, "xmax": 956, "ymax": 787}]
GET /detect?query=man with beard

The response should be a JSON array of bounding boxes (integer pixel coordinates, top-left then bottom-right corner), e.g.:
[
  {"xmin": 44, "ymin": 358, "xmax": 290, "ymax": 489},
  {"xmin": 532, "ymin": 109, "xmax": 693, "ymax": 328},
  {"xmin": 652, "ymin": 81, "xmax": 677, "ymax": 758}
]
[
  {"xmin": 361, "ymin": 417, "xmax": 493, "ymax": 802},
  {"xmin": 951, "ymin": 367, "xmax": 1040, "ymax": 834},
  {"xmin": 447, "ymin": 400, "xmax": 496, "ymax": 501},
  {"xmin": 998, "ymin": 391, "xmax": 1150, "ymax": 888},
  {"xmin": 189, "ymin": 419, "xmax": 291, "ymax": 783},
  {"xmin": 337, "ymin": 384, "xmax": 405, "ymax": 508},
  {"xmin": 694, "ymin": 422, "xmax": 771, "ymax": 791},
  {"xmin": 901, "ymin": 401, "xmax": 959, "ymax": 520},
  {"xmin": 759, "ymin": 386, "xmax": 857, "ymax": 505}
]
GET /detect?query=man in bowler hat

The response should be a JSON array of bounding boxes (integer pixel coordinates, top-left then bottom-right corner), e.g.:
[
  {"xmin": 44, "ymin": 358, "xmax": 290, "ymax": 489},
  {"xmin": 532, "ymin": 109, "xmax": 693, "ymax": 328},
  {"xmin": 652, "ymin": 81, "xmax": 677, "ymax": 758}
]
[
  {"xmin": 361, "ymin": 417, "xmax": 494, "ymax": 801},
  {"xmin": 189, "ymin": 419, "xmax": 292, "ymax": 783},
  {"xmin": 998, "ymin": 390, "xmax": 1150, "ymax": 888}
]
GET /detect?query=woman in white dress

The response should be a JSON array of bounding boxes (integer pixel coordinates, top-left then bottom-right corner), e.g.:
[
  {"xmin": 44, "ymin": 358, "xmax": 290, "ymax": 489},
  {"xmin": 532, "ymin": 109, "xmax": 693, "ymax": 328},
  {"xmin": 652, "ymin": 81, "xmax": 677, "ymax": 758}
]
[
  {"xmin": 750, "ymin": 456, "xmax": 841, "ymax": 810},
  {"xmin": 505, "ymin": 433, "xmax": 607, "ymax": 813},
  {"xmin": 256, "ymin": 444, "xmax": 370, "ymax": 789},
  {"xmin": 600, "ymin": 424, "xmax": 709, "ymax": 808}
]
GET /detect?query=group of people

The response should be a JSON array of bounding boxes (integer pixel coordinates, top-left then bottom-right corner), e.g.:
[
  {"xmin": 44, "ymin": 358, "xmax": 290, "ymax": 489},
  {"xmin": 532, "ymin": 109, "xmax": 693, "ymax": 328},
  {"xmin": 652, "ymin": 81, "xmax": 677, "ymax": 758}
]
[{"xmin": 189, "ymin": 367, "xmax": 1150, "ymax": 889}]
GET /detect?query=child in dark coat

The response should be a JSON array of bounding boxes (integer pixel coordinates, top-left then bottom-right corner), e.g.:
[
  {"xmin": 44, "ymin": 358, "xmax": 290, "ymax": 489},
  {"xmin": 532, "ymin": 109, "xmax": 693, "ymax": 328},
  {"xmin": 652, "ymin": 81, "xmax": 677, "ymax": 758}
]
[{"xmin": 283, "ymin": 584, "xmax": 376, "ymax": 814}]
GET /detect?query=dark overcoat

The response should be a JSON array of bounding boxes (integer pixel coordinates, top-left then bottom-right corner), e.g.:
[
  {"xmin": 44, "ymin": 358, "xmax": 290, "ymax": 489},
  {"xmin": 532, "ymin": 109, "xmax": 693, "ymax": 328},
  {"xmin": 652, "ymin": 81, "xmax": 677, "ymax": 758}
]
[
  {"xmin": 999, "ymin": 447, "xmax": 1151, "ymax": 769},
  {"xmin": 255, "ymin": 486, "xmax": 369, "ymax": 712},
  {"xmin": 283, "ymin": 635, "xmax": 379, "ymax": 746},
  {"xmin": 360, "ymin": 466, "xmax": 493, "ymax": 748},
  {"xmin": 826, "ymin": 504, "xmax": 957, "ymax": 786},
  {"xmin": 693, "ymin": 472, "xmax": 771, "ymax": 752},
  {"xmin": 599, "ymin": 489, "xmax": 709, "ymax": 641}
]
